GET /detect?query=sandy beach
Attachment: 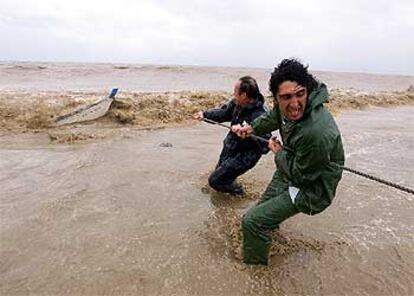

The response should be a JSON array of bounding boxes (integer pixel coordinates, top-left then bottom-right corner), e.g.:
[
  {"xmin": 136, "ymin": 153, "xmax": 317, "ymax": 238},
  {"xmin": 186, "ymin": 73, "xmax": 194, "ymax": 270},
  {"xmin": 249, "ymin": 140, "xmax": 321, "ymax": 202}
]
[{"xmin": 1, "ymin": 62, "xmax": 413, "ymax": 295}]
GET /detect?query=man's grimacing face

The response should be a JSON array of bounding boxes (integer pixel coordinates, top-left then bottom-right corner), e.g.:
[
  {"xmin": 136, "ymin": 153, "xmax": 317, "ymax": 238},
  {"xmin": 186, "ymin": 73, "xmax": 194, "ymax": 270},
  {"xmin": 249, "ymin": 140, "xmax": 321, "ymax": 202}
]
[{"xmin": 277, "ymin": 80, "xmax": 307, "ymax": 121}]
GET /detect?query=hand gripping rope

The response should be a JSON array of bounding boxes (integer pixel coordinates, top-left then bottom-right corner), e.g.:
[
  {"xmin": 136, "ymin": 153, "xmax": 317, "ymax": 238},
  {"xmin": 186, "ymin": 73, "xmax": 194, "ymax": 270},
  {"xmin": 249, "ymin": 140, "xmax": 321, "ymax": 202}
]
[{"xmin": 201, "ymin": 118, "xmax": 414, "ymax": 195}]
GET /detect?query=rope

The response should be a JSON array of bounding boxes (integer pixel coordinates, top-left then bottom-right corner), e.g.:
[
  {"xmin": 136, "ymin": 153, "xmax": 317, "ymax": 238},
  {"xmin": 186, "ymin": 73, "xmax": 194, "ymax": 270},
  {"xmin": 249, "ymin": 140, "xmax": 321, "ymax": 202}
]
[
  {"xmin": 202, "ymin": 118, "xmax": 269, "ymax": 143},
  {"xmin": 341, "ymin": 166, "xmax": 414, "ymax": 195},
  {"xmin": 201, "ymin": 118, "xmax": 414, "ymax": 195}
]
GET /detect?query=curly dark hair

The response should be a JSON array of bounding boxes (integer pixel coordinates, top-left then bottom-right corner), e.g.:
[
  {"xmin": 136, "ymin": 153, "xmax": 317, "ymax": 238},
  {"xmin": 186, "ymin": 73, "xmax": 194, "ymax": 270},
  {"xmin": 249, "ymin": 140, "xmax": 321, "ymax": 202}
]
[
  {"xmin": 238, "ymin": 75, "xmax": 264, "ymax": 101},
  {"xmin": 269, "ymin": 58, "xmax": 318, "ymax": 97}
]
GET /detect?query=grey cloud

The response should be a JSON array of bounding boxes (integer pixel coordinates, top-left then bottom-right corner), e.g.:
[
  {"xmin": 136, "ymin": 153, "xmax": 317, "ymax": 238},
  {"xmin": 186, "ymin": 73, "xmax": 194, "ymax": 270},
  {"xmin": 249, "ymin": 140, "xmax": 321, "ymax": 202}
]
[{"xmin": 0, "ymin": 0, "xmax": 413, "ymax": 74}]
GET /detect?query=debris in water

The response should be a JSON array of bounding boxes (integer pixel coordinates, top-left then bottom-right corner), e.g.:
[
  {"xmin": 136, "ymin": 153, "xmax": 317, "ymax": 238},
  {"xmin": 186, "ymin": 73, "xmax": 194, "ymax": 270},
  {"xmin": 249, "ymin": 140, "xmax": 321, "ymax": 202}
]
[
  {"xmin": 54, "ymin": 88, "xmax": 118, "ymax": 126},
  {"xmin": 48, "ymin": 131, "xmax": 104, "ymax": 143},
  {"xmin": 159, "ymin": 142, "xmax": 173, "ymax": 147}
]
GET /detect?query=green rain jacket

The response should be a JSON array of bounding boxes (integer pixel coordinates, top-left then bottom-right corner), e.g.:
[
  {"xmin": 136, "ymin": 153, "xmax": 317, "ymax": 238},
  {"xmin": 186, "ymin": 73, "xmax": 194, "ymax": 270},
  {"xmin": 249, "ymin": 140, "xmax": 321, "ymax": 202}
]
[{"xmin": 252, "ymin": 83, "xmax": 345, "ymax": 215}]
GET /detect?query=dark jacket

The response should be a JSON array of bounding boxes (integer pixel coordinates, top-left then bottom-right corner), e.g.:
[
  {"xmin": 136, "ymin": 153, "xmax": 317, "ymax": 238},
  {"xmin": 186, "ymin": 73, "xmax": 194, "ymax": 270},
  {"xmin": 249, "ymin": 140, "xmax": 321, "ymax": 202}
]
[
  {"xmin": 204, "ymin": 95, "xmax": 270, "ymax": 167},
  {"xmin": 252, "ymin": 84, "xmax": 345, "ymax": 214}
]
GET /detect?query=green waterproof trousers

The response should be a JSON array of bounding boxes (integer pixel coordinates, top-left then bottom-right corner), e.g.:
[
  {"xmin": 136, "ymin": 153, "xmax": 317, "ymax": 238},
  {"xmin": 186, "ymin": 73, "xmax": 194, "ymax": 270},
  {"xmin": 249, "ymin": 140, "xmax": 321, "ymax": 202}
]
[{"xmin": 242, "ymin": 173, "xmax": 299, "ymax": 265}]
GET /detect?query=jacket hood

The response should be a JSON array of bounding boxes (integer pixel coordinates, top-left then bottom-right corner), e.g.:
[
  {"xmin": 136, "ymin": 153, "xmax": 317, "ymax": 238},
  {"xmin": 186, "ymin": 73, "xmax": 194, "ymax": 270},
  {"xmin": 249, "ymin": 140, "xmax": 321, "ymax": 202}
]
[
  {"xmin": 304, "ymin": 83, "xmax": 329, "ymax": 116},
  {"xmin": 256, "ymin": 93, "xmax": 265, "ymax": 103},
  {"xmin": 244, "ymin": 93, "xmax": 265, "ymax": 111}
]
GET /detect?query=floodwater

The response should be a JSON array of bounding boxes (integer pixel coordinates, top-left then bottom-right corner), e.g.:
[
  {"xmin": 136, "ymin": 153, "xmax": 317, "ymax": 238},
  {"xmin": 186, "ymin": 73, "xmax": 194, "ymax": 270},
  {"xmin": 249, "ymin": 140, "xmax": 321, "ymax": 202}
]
[
  {"xmin": 0, "ymin": 106, "xmax": 413, "ymax": 295},
  {"xmin": 1, "ymin": 62, "xmax": 413, "ymax": 92}
]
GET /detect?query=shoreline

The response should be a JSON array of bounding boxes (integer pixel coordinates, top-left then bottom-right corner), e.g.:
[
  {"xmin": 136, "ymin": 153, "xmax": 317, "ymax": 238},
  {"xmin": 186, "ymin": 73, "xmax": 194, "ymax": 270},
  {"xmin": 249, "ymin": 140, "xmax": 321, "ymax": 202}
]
[{"xmin": 0, "ymin": 88, "xmax": 413, "ymax": 140}]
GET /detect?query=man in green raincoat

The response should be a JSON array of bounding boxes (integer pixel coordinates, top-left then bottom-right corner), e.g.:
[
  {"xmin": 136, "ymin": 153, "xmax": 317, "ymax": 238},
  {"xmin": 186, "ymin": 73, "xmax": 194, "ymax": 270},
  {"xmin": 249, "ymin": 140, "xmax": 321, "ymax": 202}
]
[{"xmin": 232, "ymin": 59, "xmax": 345, "ymax": 265}]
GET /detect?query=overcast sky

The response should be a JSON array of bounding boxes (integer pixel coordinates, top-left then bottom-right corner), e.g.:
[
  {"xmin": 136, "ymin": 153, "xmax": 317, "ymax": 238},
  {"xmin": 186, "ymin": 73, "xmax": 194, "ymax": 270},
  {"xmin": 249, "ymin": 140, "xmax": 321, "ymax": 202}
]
[{"xmin": 1, "ymin": 0, "xmax": 413, "ymax": 75}]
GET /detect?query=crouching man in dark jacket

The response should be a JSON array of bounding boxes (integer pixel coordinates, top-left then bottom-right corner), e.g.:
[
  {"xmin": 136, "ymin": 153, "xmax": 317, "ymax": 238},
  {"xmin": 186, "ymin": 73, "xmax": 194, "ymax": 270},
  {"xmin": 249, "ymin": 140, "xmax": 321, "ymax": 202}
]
[{"xmin": 193, "ymin": 76, "xmax": 270, "ymax": 195}]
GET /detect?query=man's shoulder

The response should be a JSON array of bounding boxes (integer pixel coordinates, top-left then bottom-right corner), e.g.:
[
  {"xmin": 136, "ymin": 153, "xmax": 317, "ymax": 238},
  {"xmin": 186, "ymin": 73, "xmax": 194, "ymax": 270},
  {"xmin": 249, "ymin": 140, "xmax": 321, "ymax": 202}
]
[
  {"xmin": 300, "ymin": 107, "xmax": 340, "ymax": 141},
  {"xmin": 249, "ymin": 101, "xmax": 267, "ymax": 116},
  {"xmin": 307, "ymin": 105, "xmax": 337, "ymax": 126}
]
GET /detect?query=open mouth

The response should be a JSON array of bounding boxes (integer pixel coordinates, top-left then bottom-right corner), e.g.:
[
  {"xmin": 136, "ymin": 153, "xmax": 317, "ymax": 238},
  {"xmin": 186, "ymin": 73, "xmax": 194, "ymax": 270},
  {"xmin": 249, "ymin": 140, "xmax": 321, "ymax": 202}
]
[{"xmin": 289, "ymin": 107, "xmax": 302, "ymax": 119}]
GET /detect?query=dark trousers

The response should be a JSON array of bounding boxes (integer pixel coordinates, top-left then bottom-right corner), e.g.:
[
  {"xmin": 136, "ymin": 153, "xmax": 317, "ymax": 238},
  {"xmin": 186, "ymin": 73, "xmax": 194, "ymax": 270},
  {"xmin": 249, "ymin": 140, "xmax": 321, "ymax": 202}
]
[{"xmin": 208, "ymin": 152, "xmax": 260, "ymax": 194}]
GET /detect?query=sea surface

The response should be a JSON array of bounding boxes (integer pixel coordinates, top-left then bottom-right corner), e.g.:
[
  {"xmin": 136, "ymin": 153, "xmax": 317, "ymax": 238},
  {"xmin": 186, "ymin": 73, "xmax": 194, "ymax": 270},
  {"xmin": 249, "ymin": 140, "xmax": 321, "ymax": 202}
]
[{"xmin": 1, "ymin": 61, "xmax": 413, "ymax": 92}]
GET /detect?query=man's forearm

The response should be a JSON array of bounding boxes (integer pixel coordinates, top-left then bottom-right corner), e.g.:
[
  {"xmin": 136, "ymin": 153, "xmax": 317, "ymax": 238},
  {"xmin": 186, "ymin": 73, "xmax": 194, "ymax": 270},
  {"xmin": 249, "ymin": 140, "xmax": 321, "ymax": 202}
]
[{"xmin": 252, "ymin": 109, "xmax": 280, "ymax": 136}]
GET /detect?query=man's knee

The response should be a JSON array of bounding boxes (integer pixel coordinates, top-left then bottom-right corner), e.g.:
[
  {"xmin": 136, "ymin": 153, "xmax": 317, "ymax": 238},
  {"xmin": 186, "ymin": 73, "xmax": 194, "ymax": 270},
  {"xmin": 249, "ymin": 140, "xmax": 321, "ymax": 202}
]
[
  {"xmin": 208, "ymin": 172, "xmax": 220, "ymax": 190},
  {"xmin": 241, "ymin": 215, "xmax": 250, "ymax": 231},
  {"xmin": 208, "ymin": 165, "xmax": 236, "ymax": 190},
  {"xmin": 242, "ymin": 211, "xmax": 258, "ymax": 233}
]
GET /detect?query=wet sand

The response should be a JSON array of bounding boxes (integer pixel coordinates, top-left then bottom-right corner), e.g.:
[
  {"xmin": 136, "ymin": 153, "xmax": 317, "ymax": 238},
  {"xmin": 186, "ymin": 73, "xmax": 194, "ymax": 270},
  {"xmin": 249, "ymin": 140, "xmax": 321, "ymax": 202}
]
[{"xmin": 1, "ymin": 106, "xmax": 413, "ymax": 295}]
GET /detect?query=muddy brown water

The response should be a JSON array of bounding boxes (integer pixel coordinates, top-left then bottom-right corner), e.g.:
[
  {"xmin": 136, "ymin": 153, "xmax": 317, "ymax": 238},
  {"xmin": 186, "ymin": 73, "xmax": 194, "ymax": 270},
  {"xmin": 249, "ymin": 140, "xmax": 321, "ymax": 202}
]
[{"xmin": 1, "ymin": 106, "xmax": 413, "ymax": 295}]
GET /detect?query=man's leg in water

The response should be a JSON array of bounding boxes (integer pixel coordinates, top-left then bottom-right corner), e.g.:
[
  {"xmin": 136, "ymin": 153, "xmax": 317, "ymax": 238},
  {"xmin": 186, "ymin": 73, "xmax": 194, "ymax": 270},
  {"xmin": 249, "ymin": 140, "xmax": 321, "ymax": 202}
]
[
  {"xmin": 208, "ymin": 165, "xmax": 245, "ymax": 194},
  {"xmin": 242, "ymin": 178, "xmax": 299, "ymax": 265},
  {"xmin": 208, "ymin": 152, "xmax": 260, "ymax": 194}
]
